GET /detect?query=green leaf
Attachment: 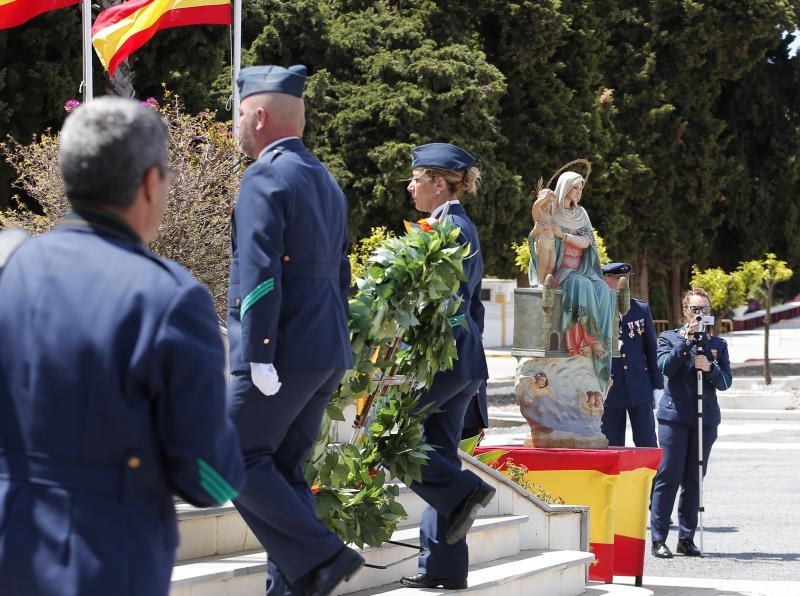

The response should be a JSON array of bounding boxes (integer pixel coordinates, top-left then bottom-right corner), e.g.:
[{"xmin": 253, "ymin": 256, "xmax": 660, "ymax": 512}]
[
  {"xmin": 476, "ymin": 449, "xmax": 509, "ymax": 465},
  {"xmin": 458, "ymin": 434, "xmax": 481, "ymax": 455}
]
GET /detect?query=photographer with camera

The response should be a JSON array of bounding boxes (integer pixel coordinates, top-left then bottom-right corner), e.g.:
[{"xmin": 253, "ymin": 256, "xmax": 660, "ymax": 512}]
[{"xmin": 650, "ymin": 288, "xmax": 732, "ymax": 559}]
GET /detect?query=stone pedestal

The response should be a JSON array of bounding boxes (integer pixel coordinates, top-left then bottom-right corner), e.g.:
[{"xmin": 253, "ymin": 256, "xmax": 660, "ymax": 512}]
[
  {"xmin": 513, "ymin": 287, "xmax": 564, "ymax": 357},
  {"xmin": 513, "ymin": 288, "xmax": 608, "ymax": 449}
]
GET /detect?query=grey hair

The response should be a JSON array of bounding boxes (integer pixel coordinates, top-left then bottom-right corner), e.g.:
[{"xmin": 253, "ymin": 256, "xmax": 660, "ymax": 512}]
[{"xmin": 58, "ymin": 97, "xmax": 168, "ymax": 208}]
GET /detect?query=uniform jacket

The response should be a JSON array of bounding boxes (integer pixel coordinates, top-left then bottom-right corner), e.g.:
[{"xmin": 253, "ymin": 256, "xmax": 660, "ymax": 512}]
[
  {"xmin": 227, "ymin": 138, "xmax": 352, "ymax": 372},
  {"xmin": 0, "ymin": 209, "xmax": 244, "ymax": 595},
  {"xmin": 606, "ymin": 299, "xmax": 663, "ymax": 408},
  {"xmin": 655, "ymin": 327, "xmax": 732, "ymax": 427},
  {"xmin": 437, "ymin": 203, "xmax": 489, "ymax": 384}
]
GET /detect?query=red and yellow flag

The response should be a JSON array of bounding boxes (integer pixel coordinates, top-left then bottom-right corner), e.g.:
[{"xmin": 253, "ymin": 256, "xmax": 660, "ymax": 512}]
[
  {"xmin": 92, "ymin": 0, "xmax": 230, "ymax": 75},
  {"xmin": 0, "ymin": 0, "xmax": 79, "ymax": 30},
  {"xmin": 475, "ymin": 446, "xmax": 661, "ymax": 583}
]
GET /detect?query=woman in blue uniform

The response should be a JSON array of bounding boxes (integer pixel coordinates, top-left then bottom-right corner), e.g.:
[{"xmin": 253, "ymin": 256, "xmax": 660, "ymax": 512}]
[
  {"xmin": 650, "ymin": 288, "xmax": 732, "ymax": 559},
  {"xmin": 399, "ymin": 143, "xmax": 495, "ymax": 590}
]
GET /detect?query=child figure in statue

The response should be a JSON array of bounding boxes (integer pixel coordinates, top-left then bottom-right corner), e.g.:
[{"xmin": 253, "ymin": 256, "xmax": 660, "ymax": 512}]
[{"xmin": 530, "ymin": 189, "xmax": 557, "ymax": 286}]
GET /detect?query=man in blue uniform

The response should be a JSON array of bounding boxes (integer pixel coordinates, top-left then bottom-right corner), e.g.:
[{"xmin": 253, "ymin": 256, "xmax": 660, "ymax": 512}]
[
  {"xmin": 601, "ymin": 262, "xmax": 662, "ymax": 447},
  {"xmin": 227, "ymin": 65, "xmax": 363, "ymax": 596},
  {"xmin": 650, "ymin": 288, "xmax": 731, "ymax": 558},
  {"xmin": 0, "ymin": 97, "xmax": 245, "ymax": 596}
]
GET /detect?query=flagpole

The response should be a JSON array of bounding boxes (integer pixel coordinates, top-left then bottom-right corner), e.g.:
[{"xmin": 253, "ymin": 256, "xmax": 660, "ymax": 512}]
[
  {"xmin": 82, "ymin": 0, "xmax": 93, "ymax": 102},
  {"xmin": 232, "ymin": 0, "xmax": 241, "ymax": 135}
]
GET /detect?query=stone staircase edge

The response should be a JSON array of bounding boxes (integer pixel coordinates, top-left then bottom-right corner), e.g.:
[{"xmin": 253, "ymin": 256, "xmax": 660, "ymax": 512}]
[
  {"xmin": 347, "ymin": 548, "xmax": 594, "ymax": 595},
  {"xmin": 170, "ymin": 514, "xmax": 529, "ymax": 588},
  {"xmin": 361, "ymin": 513, "xmax": 529, "ymax": 552},
  {"xmin": 171, "ymin": 550, "xmax": 265, "ymax": 587}
]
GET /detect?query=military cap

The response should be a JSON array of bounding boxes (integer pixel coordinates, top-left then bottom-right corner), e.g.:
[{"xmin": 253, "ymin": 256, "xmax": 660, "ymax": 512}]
[
  {"xmin": 602, "ymin": 262, "xmax": 634, "ymax": 276},
  {"xmin": 411, "ymin": 143, "xmax": 475, "ymax": 172},
  {"xmin": 237, "ymin": 65, "xmax": 307, "ymax": 100}
]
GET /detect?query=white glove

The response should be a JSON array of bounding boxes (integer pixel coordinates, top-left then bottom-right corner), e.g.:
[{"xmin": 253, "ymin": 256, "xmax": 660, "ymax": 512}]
[
  {"xmin": 652, "ymin": 388, "xmax": 664, "ymax": 405},
  {"xmin": 250, "ymin": 362, "xmax": 281, "ymax": 396}
]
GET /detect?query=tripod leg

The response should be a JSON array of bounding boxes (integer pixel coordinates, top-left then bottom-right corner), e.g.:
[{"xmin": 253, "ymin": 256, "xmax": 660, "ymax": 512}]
[{"xmin": 697, "ymin": 368, "xmax": 704, "ymax": 553}]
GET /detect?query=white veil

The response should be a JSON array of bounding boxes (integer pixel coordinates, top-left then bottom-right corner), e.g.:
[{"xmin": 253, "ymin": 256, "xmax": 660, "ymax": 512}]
[{"xmin": 552, "ymin": 171, "xmax": 590, "ymax": 230}]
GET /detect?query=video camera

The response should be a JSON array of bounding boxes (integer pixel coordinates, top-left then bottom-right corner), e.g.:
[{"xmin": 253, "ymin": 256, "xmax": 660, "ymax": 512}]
[{"xmin": 690, "ymin": 314, "xmax": 715, "ymax": 348}]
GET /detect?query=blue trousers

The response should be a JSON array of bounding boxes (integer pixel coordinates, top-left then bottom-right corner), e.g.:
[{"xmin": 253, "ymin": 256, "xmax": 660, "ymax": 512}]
[
  {"xmin": 649, "ymin": 420, "xmax": 717, "ymax": 542},
  {"xmin": 601, "ymin": 403, "xmax": 658, "ymax": 447},
  {"xmin": 229, "ymin": 368, "xmax": 346, "ymax": 592},
  {"xmin": 411, "ymin": 377, "xmax": 484, "ymax": 580}
]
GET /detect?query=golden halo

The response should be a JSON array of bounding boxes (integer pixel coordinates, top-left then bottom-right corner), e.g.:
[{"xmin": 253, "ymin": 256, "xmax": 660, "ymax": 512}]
[{"xmin": 543, "ymin": 158, "xmax": 592, "ymax": 191}]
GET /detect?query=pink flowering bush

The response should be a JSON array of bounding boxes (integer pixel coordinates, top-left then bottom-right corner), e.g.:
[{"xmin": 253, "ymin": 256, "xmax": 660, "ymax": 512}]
[{"xmin": 1, "ymin": 91, "xmax": 244, "ymax": 318}]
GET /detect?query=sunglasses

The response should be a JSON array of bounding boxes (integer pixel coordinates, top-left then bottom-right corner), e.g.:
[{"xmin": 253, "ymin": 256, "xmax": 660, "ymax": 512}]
[{"xmin": 688, "ymin": 305, "xmax": 712, "ymax": 315}]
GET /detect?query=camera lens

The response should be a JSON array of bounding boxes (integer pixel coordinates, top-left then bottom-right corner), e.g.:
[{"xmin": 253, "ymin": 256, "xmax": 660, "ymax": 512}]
[{"xmin": 695, "ymin": 315, "xmax": 703, "ymax": 322}]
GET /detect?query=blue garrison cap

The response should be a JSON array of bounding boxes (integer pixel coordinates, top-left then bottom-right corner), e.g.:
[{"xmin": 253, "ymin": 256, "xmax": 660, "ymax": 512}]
[
  {"xmin": 602, "ymin": 262, "xmax": 634, "ymax": 276},
  {"xmin": 237, "ymin": 65, "xmax": 307, "ymax": 100},
  {"xmin": 411, "ymin": 143, "xmax": 475, "ymax": 172}
]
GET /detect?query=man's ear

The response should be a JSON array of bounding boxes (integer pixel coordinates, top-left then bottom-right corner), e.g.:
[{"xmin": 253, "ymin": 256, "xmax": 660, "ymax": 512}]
[
  {"xmin": 254, "ymin": 106, "xmax": 269, "ymax": 132},
  {"xmin": 142, "ymin": 166, "xmax": 161, "ymax": 205}
]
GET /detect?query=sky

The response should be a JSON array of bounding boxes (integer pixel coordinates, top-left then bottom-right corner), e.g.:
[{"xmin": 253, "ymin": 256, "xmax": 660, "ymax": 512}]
[{"xmin": 788, "ymin": 30, "xmax": 800, "ymax": 56}]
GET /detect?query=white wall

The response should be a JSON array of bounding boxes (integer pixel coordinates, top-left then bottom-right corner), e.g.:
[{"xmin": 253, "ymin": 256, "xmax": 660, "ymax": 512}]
[{"xmin": 481, "ymin": 279, "xmax": 516, "ymax": 348}]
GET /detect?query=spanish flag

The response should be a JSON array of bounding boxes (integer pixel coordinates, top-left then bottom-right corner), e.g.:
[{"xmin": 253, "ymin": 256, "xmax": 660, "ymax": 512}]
[
  {"xmin": 92, "ymin": 0, "xmax": 231, "ymax": 76},
  {"xmin": 0, "ymin": 0, "xmax": 79, "ymax": 30},
  {"xmin": 475, "ymin": 446, "xmax": 661, "ymax": 583}
]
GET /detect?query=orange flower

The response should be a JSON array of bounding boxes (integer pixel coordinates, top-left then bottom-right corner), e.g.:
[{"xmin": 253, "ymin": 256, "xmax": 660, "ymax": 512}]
[{"xmin": 402, "ymin": 216, "xmax": 438, "ymax": 234}]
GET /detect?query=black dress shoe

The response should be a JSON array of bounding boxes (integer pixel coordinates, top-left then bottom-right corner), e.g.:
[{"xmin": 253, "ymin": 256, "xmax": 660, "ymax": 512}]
[
  {"xmin": 677, "ymin": 539, "xmax": 703, "ymax": 557},
  {"xmin": 445, "ymin": 482, "xmax": 496, "ymax": 545},
  {"xmin": 308, "ymin": 547, "xmax": 365, "ymax": 596},
  {"xmin": 400, "ymin": 573, "xmax": 467, "ymax": 589},
  {"xmin": 651, "ymin": 540, "xmax": 673, "ymax": 559}
]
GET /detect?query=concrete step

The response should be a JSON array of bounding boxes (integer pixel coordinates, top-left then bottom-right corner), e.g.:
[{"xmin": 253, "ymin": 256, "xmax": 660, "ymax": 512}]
[
  {"xmin": 170, "ymin": 514, "xmax": 529, "ymax": 596},
  {"xmin": 728, "ymin": 376, "xmax": 800, "ymax": 391},
  {"xmin": 175, "ymin": 502, "xmax": 256, "ymax": 562},
  {"xmin": 486, "ymin": 409, "xmax": 526, "ymax": 428},
  {"xmin": 175, "ymin": 484, "xmax": 431, "ymax": 561},
  {"xmin": 718, "ymin": 389, "xmax": 796, "ymax": 410},
  {"xmin": 348, "ymin": 549, "xmax": 594, "ymax": 595},
  {"xmin": 583, "ymin": 584, "xmax": 654, "ymax": 596}
]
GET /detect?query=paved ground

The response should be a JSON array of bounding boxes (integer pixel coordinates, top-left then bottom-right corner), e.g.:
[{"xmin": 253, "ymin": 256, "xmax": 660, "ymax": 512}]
[
  {"xmin": 614, "ymin": 576, "xmax": 800, "ymax": 596},
  {"xmin": 482, "ymin": 319, "xmax": 800, "ymax": 595},
  {"xmin": 641, "ymin": 419, "xmax": 800, "ymax": 586},
  {"xmin": 484, "ymin": 418, "xmax": 800, "ymax": 595}
]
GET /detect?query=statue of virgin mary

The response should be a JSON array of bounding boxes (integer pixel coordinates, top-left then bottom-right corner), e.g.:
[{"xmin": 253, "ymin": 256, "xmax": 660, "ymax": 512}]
[{"xmin": 528, "ymin": 171, "xmax": 616, "ymax": 387}]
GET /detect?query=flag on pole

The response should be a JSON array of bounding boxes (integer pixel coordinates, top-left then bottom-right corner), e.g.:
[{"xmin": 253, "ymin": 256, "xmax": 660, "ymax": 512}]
[
  {"xmin": 92, "ymin": 0, "xmax": 231, "ymax": 76},
  {"xmin": 0, "ymin": 0, "xmax": 79, "ymax": 29}
]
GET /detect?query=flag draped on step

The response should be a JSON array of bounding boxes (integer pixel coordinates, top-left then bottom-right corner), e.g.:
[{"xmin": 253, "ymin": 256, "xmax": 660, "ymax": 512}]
[
  {"xmin": 0, "ymin": 0, "xmax": 79, "ymax": 29},
  {"xmin": 474, "ymin": 446, "xmax": 661, "ymax": 583},
  {"xmin": 92, "ymin": 0, "xmax": 231, "ymax": 75}
]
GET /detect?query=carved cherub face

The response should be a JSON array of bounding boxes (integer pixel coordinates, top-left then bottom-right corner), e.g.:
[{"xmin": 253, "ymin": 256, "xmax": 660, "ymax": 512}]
[{"xmin": 587, "ymin": 391, "xmax": 603, "ymax": 407}]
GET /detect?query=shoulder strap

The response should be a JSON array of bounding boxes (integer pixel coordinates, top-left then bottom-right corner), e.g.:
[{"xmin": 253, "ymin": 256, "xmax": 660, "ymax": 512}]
[{"xmin": 0, "ymin": 228, "xmax": 30, "ymax": 274}]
